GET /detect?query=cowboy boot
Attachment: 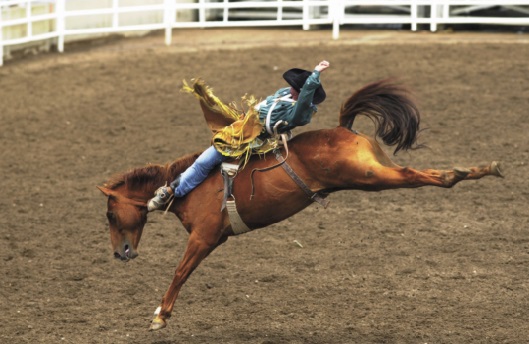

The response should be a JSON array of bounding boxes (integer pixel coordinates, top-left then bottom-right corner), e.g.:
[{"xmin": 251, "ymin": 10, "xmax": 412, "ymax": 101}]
[{"xmin": 147, "ymin": 176, "xmax": 181, "ymax": 212}]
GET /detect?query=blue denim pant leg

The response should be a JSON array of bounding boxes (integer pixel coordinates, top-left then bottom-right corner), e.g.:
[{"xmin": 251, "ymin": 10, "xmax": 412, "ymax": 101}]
[{"xmin": 173, "ymin": 145, "xmax": 226, "ymax": 197}]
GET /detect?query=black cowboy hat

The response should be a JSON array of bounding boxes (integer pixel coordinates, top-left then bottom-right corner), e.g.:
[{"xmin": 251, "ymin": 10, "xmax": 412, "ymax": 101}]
[{"xmin": 283, "ymin": 68, "xmax": 326, "ymax": 104}]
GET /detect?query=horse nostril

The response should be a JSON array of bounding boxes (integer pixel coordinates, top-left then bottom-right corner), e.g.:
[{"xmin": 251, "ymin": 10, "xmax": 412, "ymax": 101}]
[{"xmin": 114, "ymin": 252, "xmax": 121, "ymax": 259}]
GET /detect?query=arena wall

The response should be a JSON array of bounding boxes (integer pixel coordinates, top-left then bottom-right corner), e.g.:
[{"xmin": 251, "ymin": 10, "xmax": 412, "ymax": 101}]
[{"xmin": 1, "ymin": 0, "xmax": 529, "ymax": 66}]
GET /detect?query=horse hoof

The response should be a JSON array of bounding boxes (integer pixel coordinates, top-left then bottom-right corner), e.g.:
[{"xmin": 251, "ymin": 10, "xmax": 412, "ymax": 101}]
[
  {"xmin": 453, "ymin": 167, "xmax": 471, "ymax": 179},
  {"xmin": 490, "ymin": 161, "xmax": 505, "ymax": 178},
  {"xmin": 149, "ymin": 317, "xmax": 167, "ymax": 331}
]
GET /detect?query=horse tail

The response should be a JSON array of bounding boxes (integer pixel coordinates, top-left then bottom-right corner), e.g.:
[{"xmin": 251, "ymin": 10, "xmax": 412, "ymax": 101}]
[{"xmin": 339, "ymin": 79, "xmax": 422, "ymax": 155}]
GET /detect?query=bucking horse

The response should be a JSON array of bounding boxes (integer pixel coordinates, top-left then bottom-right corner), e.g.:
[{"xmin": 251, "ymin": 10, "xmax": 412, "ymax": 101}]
[{"xmin": 98, "ymin": 80, "xmax": 503, "ymax": 330}]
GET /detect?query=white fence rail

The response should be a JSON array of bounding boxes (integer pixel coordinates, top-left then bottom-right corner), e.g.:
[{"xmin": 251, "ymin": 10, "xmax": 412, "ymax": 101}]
[{"xmin": 2, "ymin": 0, "xmax": 529, "ymax": 66}]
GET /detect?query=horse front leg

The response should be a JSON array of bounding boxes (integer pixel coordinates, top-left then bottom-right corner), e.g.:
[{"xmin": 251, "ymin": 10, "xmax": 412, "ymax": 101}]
[{"xmin": 150, "ymin": 231, "xmax": 227, "ymax": 331}]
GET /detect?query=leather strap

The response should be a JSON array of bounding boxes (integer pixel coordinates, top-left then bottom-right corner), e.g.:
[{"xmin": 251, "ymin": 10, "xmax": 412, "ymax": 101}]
[
  {"xmin": 226, "ymin": 198, "xmax": 252, "ymax": 235},
  {"xmin": 221, "ymin": 162, "xmax": 239, "ymax": 211},
  {"xmin": 220, "ymin": 163, "xmax": 253, "ymax": 235},
  {"xmin": 274, "ymin": 150, "xmax": 330, "ymax": 208}
]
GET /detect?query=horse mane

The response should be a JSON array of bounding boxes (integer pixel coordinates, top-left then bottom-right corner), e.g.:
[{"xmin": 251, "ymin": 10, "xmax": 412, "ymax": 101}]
[
  {"xmin": 104, "ymin": 152, "xmax": 201, "ymax": 191},
  {"xmin": 339, "ymin": 79, "xmax": 423, "ymax": 155}
]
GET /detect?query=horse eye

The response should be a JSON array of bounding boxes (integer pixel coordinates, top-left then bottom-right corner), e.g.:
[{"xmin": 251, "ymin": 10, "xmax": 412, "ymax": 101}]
[{"xmin": 106, "ymin": 212, "xmax": 116, "ymax": 223}]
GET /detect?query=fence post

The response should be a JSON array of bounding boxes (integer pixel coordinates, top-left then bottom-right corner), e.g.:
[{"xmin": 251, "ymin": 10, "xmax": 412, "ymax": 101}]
[
  {"xmin": 112, "ymin": 0, "xmax": 119, "ymax": 30},
  {"xmin": 199, "ymin": 0, "xmax": 205, "ymax": 27},
  {"xmin": 164, "ymin": 0, "xmax": 173, "ymax": 45},
  {"xmin": 302, "ymin": 0, "xmax": 309, "ymax": 30},
  {"xmin": 430, "ymin": 1, "xmax": 437, "ymax": 32},
  {"xmin": 56, "ymin": 0, "xmax": 65, "ymax": 53},
  {"xmin": 223, "ymin": 0, "xmax": 228, "ymax": 22},
  {"xmin": 331, "ymin": 0, "xmax": 343, "ymax": 40},
  {"xmin": 442, "ymin": 1, "xmax": 449, "ymax": 19},
  {"xmin": 411, "ymin": 0, "xmax": 417, "ymax": 31},
  {"xmin": 27, "ymin": 0, "xmax": 33, "ymax": 40},
  {"xmin": 0, "ymin": 2, "xmax": 3, "ymax": 66},
  {"xmin": 440, "ymin": 0, "xmax": 449, "ymax": 31}
]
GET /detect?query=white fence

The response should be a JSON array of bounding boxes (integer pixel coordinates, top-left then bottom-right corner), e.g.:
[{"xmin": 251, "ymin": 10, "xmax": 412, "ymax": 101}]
[{"xmin": 2, "ymin": 0, "xmax": 529, "ymax": 66}]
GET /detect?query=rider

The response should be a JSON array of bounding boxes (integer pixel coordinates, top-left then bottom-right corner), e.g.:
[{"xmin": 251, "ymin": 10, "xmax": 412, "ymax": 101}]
[{"xmin": 147, "ymin": 60, "xmax": 330, "ymax": 211}]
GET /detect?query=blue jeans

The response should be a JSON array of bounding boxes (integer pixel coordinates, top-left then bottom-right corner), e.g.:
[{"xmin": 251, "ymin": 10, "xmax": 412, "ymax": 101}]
[{"xmin": 173, "ymin": 145, "xmax": 226, "ymax": 197}]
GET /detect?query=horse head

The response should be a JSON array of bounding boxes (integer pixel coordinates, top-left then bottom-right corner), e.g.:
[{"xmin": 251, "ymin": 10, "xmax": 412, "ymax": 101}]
[
  {"xmin": 97, "ymin": 186, "xmax": 148, "ymax": 262},
  {"xmin": 97, "ymin": 154, "xmax": 200, "ymax": 262}
]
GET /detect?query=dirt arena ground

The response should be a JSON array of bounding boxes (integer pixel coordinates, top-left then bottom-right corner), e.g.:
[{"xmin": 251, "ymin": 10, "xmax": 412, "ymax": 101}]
[{"xmin": 1, "ymin": 29, "xmax": 529, "ymax": 343}]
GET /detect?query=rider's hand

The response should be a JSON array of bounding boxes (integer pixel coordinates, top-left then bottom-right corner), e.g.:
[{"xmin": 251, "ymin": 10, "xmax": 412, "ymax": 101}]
[{"xmin": 315, "ymin": 60, "xmax": 330, "ymax": 73}]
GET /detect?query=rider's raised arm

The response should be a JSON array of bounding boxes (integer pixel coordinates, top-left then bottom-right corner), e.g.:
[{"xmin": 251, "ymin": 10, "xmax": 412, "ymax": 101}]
[
  {"xmin": 288, "ymin": 60, "xmax": 330, "ymax": 126},
  {"xmin": 288, "ymin": 70, "xmax": 322, "ymax": 126}
]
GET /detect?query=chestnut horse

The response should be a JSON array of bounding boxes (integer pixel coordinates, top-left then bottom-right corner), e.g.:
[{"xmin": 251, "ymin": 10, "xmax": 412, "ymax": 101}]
[{"xmin": 98, "ymin": 80, "xmax": 503, "ymax": 331}]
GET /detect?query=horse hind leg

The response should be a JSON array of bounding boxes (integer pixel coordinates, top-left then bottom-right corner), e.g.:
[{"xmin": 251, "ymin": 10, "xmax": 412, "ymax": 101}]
[
  {"xmin": 491, "ymin": 161, "xmax": 505, "ymax": 178},
  {"xmin": 425, "ymin": 161, "xmax": 504, "ymax": 187},
  {"xmin": 462, "ymin": 161, "xmax": 504, "ymax": 179},
  {"xmin": 443, "ymin": 161, "xmax": 503, "ymax": 185},
  {"xmin": 354, "ymin": 160, "xmax": 503, "ymax": 191}
]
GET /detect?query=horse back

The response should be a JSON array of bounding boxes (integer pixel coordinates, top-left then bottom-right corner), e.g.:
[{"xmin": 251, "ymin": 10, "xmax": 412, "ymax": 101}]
[{"xmin": 180, "ymin": 127, "xmax": 399, "ymax": 234}]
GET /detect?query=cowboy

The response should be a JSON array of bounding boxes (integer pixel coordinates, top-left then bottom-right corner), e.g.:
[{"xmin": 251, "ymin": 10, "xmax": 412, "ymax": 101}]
[{"xmin": 147, "ymin": 60, "xmax": 330, "ymax": 211}]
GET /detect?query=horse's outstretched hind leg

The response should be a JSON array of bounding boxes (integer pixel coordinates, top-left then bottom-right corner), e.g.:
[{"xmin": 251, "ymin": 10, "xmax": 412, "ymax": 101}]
[
  {"xmin": 354, "ymin": 160, "xmax": 504, "ymax": 191},
  {"xmin": 427, "ymin": 161, "xmax": 503, "ymax": 188},
  {"xmin": 454, "ymin": 161, "xmax": 504, "ymax": 182},
  {"xmin": 491, "ymin": 161, "xmax": 505, "ymax": 178}
]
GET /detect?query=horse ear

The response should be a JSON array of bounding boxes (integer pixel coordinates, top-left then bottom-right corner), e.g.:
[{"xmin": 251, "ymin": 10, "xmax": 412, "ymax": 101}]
[
  {"xmin": 97, "ymin": 186, "xmax": 114, "ymax": 197},
  {"xmin": 97, "ymin": 186, "xmax": 148, "ymax": 208}
]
